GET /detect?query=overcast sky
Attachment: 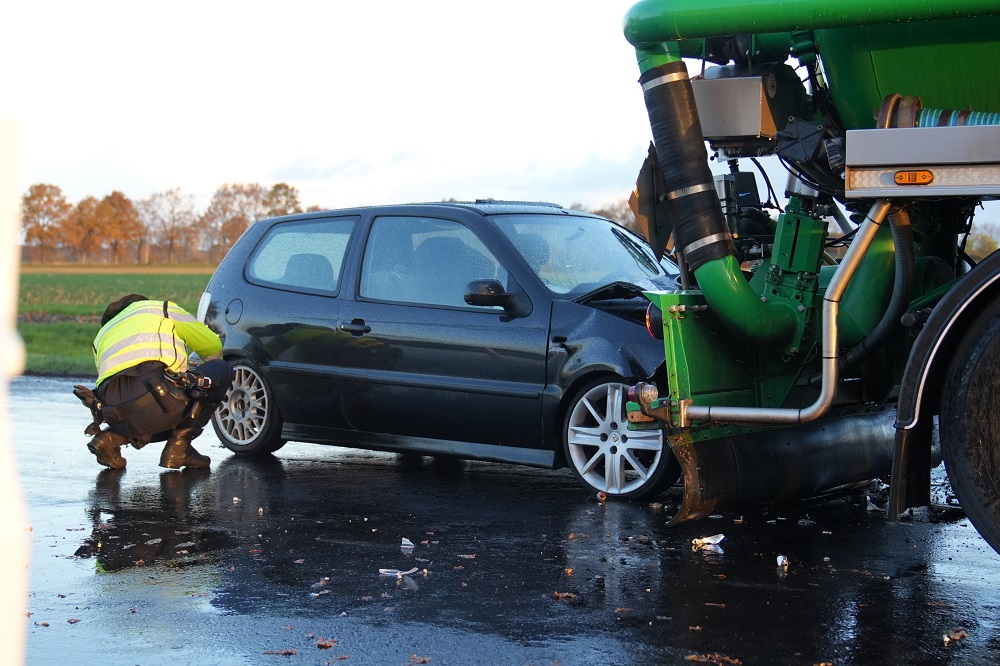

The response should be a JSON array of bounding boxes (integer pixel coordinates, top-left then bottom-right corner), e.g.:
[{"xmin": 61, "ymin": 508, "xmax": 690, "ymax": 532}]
[{"xmin": 1, "ymin": 0, "xmax": 669, "ymax": 211}]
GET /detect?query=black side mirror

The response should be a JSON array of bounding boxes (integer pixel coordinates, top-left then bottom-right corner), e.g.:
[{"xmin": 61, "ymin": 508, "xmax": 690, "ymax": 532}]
[{"xmin": 464, "ymin": 279, "xmax": 529, "ymax": 317}]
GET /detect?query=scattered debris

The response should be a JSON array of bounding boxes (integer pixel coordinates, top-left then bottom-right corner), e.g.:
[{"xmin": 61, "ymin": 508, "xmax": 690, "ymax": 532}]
[
  {"xmin": 866, "ymin": 496, "xmax": 884, "ymax": 513},
  {"xmin": 553, "ymin": 591, "xmax": 576, "ymax": 600},
  {"xmin": 262, "ymin": 648, "xmax": 298, "ymax": 656},
  {"xmin": 943, "ymin": 627, "xmax": 969, "ymax": 646},
  {"xmin": 258, "ymin": 508, "xmax": 264, "ymax": 517},
  {"xmin": 776, "ymin": 555, "xmax": 790, "ymax": 569},
  {"xmin": 457, "ymin": 554, "xmax": 476, "ymax": 559},
  {"xmin": 233, "ymin": 497, "xmax": 241, "ymax": 505},
  {"xmin": 379, "ymin": 567, "xmax": 418, "ymax": 579},
  {"xmin": 798, "ymin": 518, "xmax": 816, "ymax": 527},
  {"xmin": 316, "ymin": 638, "xmax": 337, "ymax": 649},
  {"xmin": 401, "ymin": 537, "xmax": 414, "ymax": 548},
  {"xmin": 684, "ymin": 653, "xmax": 742, "ymax": 665},
  {"xmin": 649, "ymin": 502, "xmax": 664, "ymax": 511},
  {"xmin": 407, "ymin": 655, "xmax": 432, "ymax": 665},
  {"xmin": 67, "ymin": 618, "xmax": 80, "ymax": 624},
  {"xmin": 597, "ymin": 491, "xmax": 607, "ymax": 502},
  {"xmin": 692, "ymin": 534, "xmax": 725, "ymax": 554}
]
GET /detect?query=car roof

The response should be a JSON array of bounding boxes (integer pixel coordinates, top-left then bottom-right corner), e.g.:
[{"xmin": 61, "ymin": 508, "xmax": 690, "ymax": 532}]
[{"xmin": 258, "ymin": 200, "xmax": 607, "ymax": 225}]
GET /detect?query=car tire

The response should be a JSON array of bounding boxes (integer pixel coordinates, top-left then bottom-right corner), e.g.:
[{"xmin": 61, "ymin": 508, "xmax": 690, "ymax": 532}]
[
  {"xmin": 562, "ymin": 376, "xmax": 679, "ymax": 499},
  {"xmin": 940, "ymin": 301, "xmax": 1000, "ymax": 554},
  {"xmin": 212, "ymin": 360, "xmax": 286, "ymax": 456}
]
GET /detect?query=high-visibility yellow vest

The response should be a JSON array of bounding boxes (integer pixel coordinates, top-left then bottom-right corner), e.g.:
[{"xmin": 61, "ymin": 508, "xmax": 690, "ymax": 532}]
[{"xmin": 93, "ymin": 300, "xmax": 222, "ymax": 385}]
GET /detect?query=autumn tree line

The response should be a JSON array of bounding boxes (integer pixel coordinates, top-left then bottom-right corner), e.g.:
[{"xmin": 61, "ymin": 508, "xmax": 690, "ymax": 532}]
[
  {"xmin": 22, "ymin": 180, "xmax": 1000, "ymax": 266},
  {"xmin": 19, "ymin": 182, "xmax": 644, "ymax": 266},
  {"xmin": 19, "ymin": 182, "xmax": 312, "ymax": 265}
]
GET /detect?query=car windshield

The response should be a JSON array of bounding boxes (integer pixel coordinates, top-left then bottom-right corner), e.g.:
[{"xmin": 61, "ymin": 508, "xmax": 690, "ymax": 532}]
[{"xmin": 492, "ymin": 213, "xmax": 677, "ymax": 297}]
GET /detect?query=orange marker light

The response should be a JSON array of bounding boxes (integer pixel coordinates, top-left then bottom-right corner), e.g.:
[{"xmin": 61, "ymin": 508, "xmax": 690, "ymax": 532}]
[{"xmin": 894, "ymin": 170, "xmax": 933, "ymax": 185}]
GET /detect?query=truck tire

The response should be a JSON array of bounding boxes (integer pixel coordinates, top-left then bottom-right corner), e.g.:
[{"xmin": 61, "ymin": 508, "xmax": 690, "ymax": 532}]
[{"xmin": 940, "ymin": 300, "xmax": 1000, "ymax": 554}]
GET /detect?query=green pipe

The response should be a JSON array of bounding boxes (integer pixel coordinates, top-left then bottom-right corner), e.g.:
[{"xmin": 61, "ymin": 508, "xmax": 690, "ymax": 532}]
[
  {"xmin": 693, "ymin": 255, "xmax": 797, "ymax": 347},
  {"xmin": 624, "ymin": 0, "xmax": 1000, "ymax": 46}
]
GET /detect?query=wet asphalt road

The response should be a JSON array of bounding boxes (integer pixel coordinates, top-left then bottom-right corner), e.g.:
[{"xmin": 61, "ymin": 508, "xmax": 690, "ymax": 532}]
[{"xmin": 12, "ymin": 376, "xmax": 1000, "ymax": 665}]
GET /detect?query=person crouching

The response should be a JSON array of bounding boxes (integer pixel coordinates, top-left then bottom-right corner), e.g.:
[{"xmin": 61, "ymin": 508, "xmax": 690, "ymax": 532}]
[{"xmin": 76, "ymin": 293, "xmax": 233, "ymax": 470}]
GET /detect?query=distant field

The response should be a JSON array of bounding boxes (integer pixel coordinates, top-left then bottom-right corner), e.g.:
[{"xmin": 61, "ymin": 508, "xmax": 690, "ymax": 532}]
[
  {"xmin": 19, "ymin": 266, "xmax": 214, "ymax": 317},
  {"xmin": 17, "ymin": 266, "xmax": 216, "ymax": 376}
]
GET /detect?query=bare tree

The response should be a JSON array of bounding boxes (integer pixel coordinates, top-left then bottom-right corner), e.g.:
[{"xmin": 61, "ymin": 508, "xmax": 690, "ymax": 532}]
[
  {"xmin": 593, "ymin": 198, "xmax": 641, "ymax": 234},
  {"xmin": 267, "ymin": 182, "xmax": 303, "ymax": 217},
  {"xmin": 21, "ymin": 184, "xmax": 72, "ymax": 263},
  {"xmin": 198, "ymin": 183, "xmax": 270, "ymax": 262},
  {"xmin": 139, "ymin": 188, "xmax": 196, "ymax": 264}
]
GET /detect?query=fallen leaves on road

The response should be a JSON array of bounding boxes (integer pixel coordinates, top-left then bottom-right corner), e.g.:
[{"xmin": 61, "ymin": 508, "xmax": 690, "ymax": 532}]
[
  {"xmin": 407, "ymin": 655, "xmax": 432, "ymax": 664},
  {"xmin": 67, "ymin": 618, "xmax": 80, "ymax": 624},
  {"xmin": 553, "ymin": 591, "xmax": 576, "ymax": 600},
  {"xmin": 685, "ymin": 653, "xmax": 742, "ymax": 664},
  {"xmin": 316, "ymin": 637, "xmax": 337, "ymax": 649},
  {"xmin": 944, "ymin": 627, "xmax": 969, "ymax": 646},
  {"xmin": 263, "ymin": 648, "xmax": 299, "ymax": 656}
]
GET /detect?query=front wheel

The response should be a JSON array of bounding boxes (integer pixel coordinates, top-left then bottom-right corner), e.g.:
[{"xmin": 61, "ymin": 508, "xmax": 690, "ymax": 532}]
[
  {"xmin": 940, "ymin": 302, "xmax": 1000, "ymax": 554},
  {"xmin": 213, "ymin": 361, "xmax": 286, "ymax": 456},
  {"xmin": 562, "ymin": 377, "xmax": 679, "ymax": 499}
]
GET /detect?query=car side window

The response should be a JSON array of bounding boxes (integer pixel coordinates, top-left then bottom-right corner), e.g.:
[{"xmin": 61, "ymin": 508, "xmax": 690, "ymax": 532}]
[
  {"xmin": 246, "ymin": 217, "xmax": 358, "ymax": 295},
  {"xmin": 360, "ymin": 216, "xmax": 509, "ymax": 309}
]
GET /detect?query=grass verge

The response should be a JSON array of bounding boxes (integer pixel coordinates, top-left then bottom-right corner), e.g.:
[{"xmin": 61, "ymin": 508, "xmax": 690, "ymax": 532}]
[
  {"xmin": 18, "ymin": 266, "xmax": 215, "ymax": 376},
  {"xmin": 19, "ymin": 321, "xmax": 101, "ymax": 377}
]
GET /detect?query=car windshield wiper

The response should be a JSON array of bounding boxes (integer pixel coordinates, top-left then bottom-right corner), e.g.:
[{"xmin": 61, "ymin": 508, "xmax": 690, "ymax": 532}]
[
  {"xmin": 611, "ymin": 227, "xmax": 660, "ymax": 273},
  {"xmin": 574, "ymin": 281, "xmax": 646, "ymax": 304}
]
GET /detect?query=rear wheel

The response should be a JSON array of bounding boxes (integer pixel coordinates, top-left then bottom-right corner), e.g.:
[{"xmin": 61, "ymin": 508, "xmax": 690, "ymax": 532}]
[
  {"xmin": 562, "ymin": 377, "xmax": 679, "ymax": 499},
  {"xmin": 940, "ymin": 301, "xmax": 1000, "ymax": 554},
  {"xmin": 213, "ymin": 361, "xmax": 286, "ymax": 456}
]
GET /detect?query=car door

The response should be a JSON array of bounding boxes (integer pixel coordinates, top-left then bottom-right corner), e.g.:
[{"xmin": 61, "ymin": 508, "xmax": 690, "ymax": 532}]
[
  {"xmin": 338, "ymin": 214, "xmax": 550, "ymax": 449},
  {"xmin": 241, "ymin": 214, "xmax": 359, "ymax": 430}
]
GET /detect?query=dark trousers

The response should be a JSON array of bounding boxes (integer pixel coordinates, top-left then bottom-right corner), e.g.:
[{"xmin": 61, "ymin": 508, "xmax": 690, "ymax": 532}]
[{"xmin": 96, "ymin": 360, "xmax": 233, "ymax": 446}]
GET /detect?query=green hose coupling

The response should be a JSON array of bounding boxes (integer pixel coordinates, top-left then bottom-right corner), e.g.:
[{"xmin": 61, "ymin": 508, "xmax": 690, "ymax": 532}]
[{"xmin": 694, "ymin": 255, "xmax": 797, "ymax": 347}]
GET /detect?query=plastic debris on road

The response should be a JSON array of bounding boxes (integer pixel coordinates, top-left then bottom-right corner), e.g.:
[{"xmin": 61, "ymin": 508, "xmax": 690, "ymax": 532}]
[
  {"xmin": 401, "ymin": 537, "xmax": 415, "ymax": 553},
  {"xmin": 777, "ymin": 554, "xmax": 790, "ymax": 569},
  {"xmin": 379, "ymin": 567, "xmax": 419, "ymax": 579},
  {"xmin": 691, "ymin": 534, "xmax": 725, "ymax": 554}
]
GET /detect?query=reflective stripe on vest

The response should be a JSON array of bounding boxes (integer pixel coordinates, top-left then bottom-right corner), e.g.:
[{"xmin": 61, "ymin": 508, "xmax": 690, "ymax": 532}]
[{"xmin": 94, "ymin": 301, "xmax": 194, "ymax": 384}]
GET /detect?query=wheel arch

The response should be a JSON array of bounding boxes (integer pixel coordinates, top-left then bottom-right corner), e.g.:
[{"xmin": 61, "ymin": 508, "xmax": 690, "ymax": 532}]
[{"xmin": 897, "ymin": 250, "xmax": 1000, "ymax": 430}]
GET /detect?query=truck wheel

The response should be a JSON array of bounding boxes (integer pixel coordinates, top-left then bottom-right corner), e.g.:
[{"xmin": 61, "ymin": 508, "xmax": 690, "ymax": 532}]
[
  {"xmin": 562, "ymin": 376, "xmax": 680, "ymax": 499},
  {"xmin": 940, "ymin": 301, "xmax": 1000, "ymax": 554}
]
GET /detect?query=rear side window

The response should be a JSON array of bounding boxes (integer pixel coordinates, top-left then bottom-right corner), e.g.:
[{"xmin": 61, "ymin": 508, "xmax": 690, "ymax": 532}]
[{"xmin": 246, "ymin": 217, "xmax": 358, "ymax": 295}]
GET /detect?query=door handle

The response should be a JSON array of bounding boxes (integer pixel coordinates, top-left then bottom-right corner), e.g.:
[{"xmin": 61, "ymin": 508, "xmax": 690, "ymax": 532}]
[{"xmin": 339, "ymin": 319, "xmax": 371, "ymax": 336}]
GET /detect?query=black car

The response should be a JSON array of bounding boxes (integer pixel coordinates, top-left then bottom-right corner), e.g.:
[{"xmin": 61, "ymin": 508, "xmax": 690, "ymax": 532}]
[{"xmin": 197, "ymin": 200, "xmax": 681, "ymax": 499}]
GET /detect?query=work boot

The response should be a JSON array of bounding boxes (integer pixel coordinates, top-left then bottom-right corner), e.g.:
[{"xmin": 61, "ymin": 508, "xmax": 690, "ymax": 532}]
[
  {"xmin": 159, "ymin": 427, "xmax": 211, "ymax": 469},
  {"xmin": 87, "ymin": 429, "xmax": 128, "ymax": 469}
]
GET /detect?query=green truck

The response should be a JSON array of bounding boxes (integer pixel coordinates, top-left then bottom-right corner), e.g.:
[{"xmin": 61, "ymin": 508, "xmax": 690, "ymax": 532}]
[{"xmin": 619, "ymin": 0, "xmax": 1000, "ymax": 554}]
